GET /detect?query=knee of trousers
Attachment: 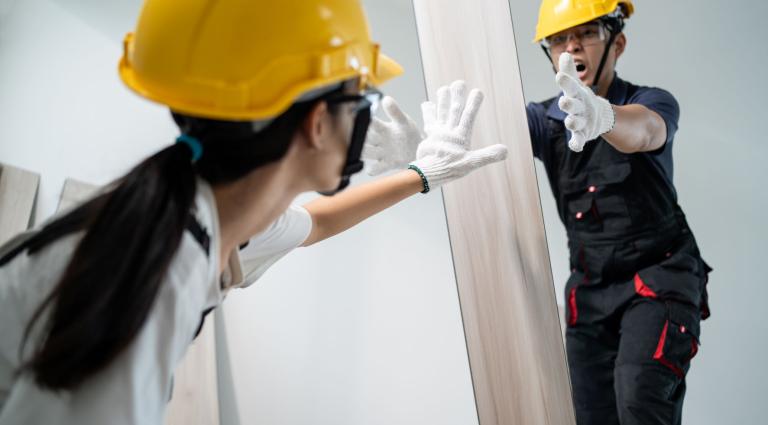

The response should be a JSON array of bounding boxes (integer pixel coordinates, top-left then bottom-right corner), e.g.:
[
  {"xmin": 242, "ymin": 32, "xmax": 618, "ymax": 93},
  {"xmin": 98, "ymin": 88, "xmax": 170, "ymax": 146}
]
[{"xmin": 614, "ymin": 363, "xmax": 686, "ymax": 411}]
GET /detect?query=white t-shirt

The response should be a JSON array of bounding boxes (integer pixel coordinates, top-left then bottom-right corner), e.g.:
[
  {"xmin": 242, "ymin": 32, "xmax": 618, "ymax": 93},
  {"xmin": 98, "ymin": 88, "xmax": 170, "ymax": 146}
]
[{"xmin": 0, "ymin": 179, "xmax": 311, "ymax": 424}]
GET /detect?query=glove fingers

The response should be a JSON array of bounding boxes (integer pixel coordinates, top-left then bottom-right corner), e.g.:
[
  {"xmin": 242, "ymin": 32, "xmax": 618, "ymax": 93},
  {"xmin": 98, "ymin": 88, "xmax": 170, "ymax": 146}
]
[
  {"xmin": 568, "ymin": 132, "xmax": 587, "ymax": 152},
  {"xmin": 564, "ymin": 115, "xmax": 586, "ymax": 132},
  {"xmin": 381, "ymin": 96, "xmax": 411, "ymax": 127},
  {"xmin": 369, "ymin": 117, "xmax": 388, "ymax": 135},
  {"xmin": 366, "ymin": 160, "xmax": 390, "ymax": 176},
  {"xmin": 361, "ymin": 142, "xmax": 383, "ymax": 160},
  {"xmin": 558, "ymin": 52, "xmax": 578, "ymax": 80},
  {"xmin": 421, "ymin": 101, "xmax": 437, "ymax": 130},
  {"xmin": 436, "ymin": 85, "xmax": 451, "ymax": 123},
  {"xmin": 466, "ymin": 144, "xmax": 509, "ymax": 168},
  {"xmin": 364, "ymin": 131, "xmax": 385, "ymax": 150},
  {"xmin": 457, "ymin": 89, "xmax": 484, "ymax": 140},
  {"xmin": 447, "ymin": 80, "xmax": 467, "ymax": 127},
  {"xmin": 364, "ymin": 143, "xmax": 385, "ymax": 156},
  {"xmin": 558, "ymin": 95, "xmax": 585, "ymax": 115},
  {"xmin": 556, "ymin": 72, "xmax": 582, "ymax": 98}
]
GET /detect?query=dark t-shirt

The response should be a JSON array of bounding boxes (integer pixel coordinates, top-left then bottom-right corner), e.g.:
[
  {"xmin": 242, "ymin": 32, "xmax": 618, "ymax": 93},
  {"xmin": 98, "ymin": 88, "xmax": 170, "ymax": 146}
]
[{"xmin": 526, "ymin": 74, "xmax": 680, "ymax": 199}]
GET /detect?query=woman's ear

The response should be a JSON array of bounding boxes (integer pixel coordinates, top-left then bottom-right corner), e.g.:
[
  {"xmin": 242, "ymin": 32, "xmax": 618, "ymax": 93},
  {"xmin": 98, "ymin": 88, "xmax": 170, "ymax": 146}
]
[
  {"xmin": 299, "ymin": 101, "xmax": 329, "ymax": 150},
  {"xmin": 614, "ymin": 32, "xmax": 627, "ymax": 60}
]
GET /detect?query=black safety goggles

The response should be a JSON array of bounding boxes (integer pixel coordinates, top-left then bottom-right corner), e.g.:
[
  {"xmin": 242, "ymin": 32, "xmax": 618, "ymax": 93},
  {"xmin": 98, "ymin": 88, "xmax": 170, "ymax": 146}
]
[{"xmin": 318, "ymin": 89, "xmax": 382, "ymax": 196}]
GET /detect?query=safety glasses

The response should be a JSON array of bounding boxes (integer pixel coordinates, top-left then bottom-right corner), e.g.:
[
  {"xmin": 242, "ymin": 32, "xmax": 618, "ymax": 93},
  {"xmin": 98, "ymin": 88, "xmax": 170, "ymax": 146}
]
[
  {"xmin": 317, "ymin": 89, "xmax": 382, "ymax": 196},
  {"xmin": 541, "ymin": 22, "xmax": 607, "ymax": 54},
  {"xmin": 325, "ymin": 89, "xmax": 383, "ymax": 114}
]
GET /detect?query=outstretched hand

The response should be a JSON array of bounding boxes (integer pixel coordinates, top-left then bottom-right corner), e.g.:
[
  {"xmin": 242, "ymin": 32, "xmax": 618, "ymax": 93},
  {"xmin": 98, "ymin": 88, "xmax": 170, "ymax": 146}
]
[
  {"xmin": 555, "ymin": 52, "xmax": 615, "ymax": 152},
  {"xmin": 410, "ymin": 80, "xmax": 508, "ymax": 191}
]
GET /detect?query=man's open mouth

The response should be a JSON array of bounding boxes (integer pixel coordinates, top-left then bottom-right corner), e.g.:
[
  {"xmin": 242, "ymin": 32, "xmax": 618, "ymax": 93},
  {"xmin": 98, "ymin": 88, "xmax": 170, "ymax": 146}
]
[{"xmin": 574, "ymin": 62, "xmax": 588, "ymax": 80}]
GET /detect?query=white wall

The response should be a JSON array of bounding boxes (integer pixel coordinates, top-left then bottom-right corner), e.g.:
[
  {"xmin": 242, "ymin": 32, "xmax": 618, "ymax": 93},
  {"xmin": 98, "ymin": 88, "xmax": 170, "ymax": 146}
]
[
  {"xmin": 508, "ymin": 1, "xmax": 768, "ymax": 423},
  {"xmin": 0, "ymin": 0, "xmax": 171, "ymax": 223},
  {"xmin": 0, "ymin": 1, "xmax": 478, "ymax": 424}
]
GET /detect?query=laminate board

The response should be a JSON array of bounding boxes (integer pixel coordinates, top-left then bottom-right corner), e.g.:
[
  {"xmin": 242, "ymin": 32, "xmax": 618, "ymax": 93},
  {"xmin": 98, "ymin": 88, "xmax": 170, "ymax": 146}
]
[
  {"xmin": 412, "ymin": 1, "xmax": 576, "ymax": 423},
  {"xmin": 0, "ymin": 163, "xmax": 40, "ymax": 245},
  {"xmin": 57, "ymin": 178, "xmax": 98, "ymax": 213}
]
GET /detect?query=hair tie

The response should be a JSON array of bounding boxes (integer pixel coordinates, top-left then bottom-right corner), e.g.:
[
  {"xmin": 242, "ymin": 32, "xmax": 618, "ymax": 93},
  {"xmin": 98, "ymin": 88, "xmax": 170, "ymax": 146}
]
[{"xmin": 176, "ymin": 134, "xmax": 203, "ymax": 163}]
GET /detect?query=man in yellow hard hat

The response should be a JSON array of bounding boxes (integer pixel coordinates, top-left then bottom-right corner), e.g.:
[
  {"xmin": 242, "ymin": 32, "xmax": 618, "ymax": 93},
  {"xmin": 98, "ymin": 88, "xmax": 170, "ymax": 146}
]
[{"xmin": 526, "ymin": 1, "xmax": 711, "ymax": 424}]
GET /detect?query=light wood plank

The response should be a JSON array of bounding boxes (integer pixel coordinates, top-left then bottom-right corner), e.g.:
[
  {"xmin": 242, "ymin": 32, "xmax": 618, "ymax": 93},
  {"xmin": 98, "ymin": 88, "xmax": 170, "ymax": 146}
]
[
  {"xmin": 164, "ymin": 317, "xmax": 220, "ymax": 425},
  {"xmin": 412, "ymin": 1, "xmax": 576, "ymax": 424},
  {"xmin": 57, "ymin": 178, "xmax": 98, "ymax": 213},
  {"xmin": 0, "ymin": 163, "xmax": 40, "ymax": 245}
]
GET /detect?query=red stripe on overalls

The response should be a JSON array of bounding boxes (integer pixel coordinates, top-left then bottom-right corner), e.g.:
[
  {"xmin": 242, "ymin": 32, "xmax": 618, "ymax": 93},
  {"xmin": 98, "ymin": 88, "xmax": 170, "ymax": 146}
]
[
  {"xmin": 568, "ymin": 245, "xmax": 590, "ymax": 326},
  {"xmin": 568, "ymin": 287, "xmax": 578, "ymax": 326},
  {"xmin": 653, "ymin": 321, "xmax": 685, "ymax": 379},
  {"xmin": 634, "ymin": 273, "xmax": 658, "ymax": 298}
]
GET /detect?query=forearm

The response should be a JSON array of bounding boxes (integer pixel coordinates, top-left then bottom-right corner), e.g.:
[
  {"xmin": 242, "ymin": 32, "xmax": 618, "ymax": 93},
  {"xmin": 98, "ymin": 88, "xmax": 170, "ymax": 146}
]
[
  {"xmin": 602, "ymin": 104, "xmax": 667, "ymax": 153},
  {"xmin": 301, "ymin": 170, "xmax": 424, "ymax": 246}
]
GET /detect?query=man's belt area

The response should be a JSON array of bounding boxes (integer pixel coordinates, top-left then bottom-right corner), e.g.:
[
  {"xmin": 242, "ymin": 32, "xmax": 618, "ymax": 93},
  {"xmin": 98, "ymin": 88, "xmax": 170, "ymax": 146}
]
[{"xmin": 566, "ymin": 214, "xmax": 685, "ymax": 246}]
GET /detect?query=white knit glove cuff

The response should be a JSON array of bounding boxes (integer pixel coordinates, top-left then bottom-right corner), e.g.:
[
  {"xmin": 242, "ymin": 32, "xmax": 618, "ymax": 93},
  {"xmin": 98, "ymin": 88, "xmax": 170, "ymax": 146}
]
[
  {"xmin": 410, "ymin": 157, "xmax": 457, "ymax": 190},
  {"xmin": 594, "ymin": 95, "xmax": 616, "ymax": 136}
]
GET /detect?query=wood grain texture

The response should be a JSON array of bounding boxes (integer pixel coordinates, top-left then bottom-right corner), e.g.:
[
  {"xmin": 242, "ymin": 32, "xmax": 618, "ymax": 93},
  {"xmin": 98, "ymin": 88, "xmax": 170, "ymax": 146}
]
[
  {"xmin": 0, "ymin": 163, "xmax": 40, "ymax": 245},
  {"xmin": 54, "ymin": 177, "xmax": 220, "ymax": 425},
  {"xmin": 164, "ymin": 316, "xmax": 220, "ymax": 425},
  {"xmin": 57, "ymin": 178, "xmax": 98, "ymax": 213},
  {"xmin": 412, "ymin": 1, "xmax": 576, "ymax": 424}
]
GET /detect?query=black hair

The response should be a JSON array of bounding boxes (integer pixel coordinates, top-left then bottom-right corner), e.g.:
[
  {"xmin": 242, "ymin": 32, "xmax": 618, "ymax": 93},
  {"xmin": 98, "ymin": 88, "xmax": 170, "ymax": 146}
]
[{"xmin": 18, "ymin": 85, "xmax": 346, "ymax": 390}]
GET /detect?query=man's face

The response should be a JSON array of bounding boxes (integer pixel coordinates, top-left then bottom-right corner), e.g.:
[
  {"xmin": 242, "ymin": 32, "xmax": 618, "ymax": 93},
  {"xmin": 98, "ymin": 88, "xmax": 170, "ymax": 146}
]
[{"xmin": 545, "ymin": 21, "xmax": 622, "ymax": 87}]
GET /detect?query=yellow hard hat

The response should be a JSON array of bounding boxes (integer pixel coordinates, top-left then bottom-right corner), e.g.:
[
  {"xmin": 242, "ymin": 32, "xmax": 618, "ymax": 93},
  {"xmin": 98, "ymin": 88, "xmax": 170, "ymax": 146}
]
[
  {"xmin": 533, "ymin": 0, "xmax": 634, "ymax": 42},
  {"xmin": 119, "ymin": 0, "xmax": 403, "ymax": 121}
]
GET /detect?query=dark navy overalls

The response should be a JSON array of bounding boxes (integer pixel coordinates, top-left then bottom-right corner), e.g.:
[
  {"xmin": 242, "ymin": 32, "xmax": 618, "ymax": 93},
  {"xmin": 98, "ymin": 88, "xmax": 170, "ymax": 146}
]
[{"xmin": 526, "ymin": 74, "xmax": 711, "ymax": 425}]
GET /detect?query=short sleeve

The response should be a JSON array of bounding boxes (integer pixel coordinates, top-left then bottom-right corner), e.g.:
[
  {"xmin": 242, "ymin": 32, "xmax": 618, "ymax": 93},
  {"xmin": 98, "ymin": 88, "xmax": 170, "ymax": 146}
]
[
  {"xmin": 628, "ymin": 87, "xmax": 680, "ymax": 149},
  {"xmin": 236, "ymin": 205, "xmax": 312, "ymax": 287}
]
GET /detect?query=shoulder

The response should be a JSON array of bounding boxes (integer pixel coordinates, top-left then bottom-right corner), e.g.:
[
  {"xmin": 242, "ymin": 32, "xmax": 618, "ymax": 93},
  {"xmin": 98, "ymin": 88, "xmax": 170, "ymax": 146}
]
[
  {"xmin": 249, "ymin": 205, "xmax": 312, "ymax": 248},
  {"xmin": 626, "ymin": 82, "xmax": 679, "ymax": 110},
  {"xmin": 163, "ymin": 180, "xmax": 223, "ymax": 310},
  {"xmin": 526, "ymin": 95, "xmax": 561, "ymax": 133},
  {"xmin": 620, "ymin": 80, "xmax": 680, "ymax": 130},
  {"xmin": 235, "ymin": 205, "xmax": 312, "ymax": 288},
  {"xmin": 527, "ymin": 96, "xmax": 559, "ymax": 116}
]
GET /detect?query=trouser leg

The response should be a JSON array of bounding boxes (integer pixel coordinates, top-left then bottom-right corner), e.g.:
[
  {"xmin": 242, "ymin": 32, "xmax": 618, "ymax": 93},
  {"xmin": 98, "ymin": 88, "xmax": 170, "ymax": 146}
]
[
  {"xmin": 565, "ymin": 323, "xmax": 620, "ymax": 425},
  {"xmin": 614, "ymin": 298, "xmax": 699, "ymax": 425}
]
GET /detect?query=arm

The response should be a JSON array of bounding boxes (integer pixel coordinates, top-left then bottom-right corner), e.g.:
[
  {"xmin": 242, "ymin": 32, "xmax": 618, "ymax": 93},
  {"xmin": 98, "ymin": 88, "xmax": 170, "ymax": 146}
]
[
  {"xmin": 603, "ymin": 104, "xmax": 667, "ymax": 153},
  {"xmin": 303, "ymin": 80, "xmax": 507, "ymax": 247},
  {"xmin": 301, "ymin": 170, "xmax": 423, "ymax": 246},
  {"xmin": 555, "ymin": 53, "xmax": 672, "ymax": 154}
]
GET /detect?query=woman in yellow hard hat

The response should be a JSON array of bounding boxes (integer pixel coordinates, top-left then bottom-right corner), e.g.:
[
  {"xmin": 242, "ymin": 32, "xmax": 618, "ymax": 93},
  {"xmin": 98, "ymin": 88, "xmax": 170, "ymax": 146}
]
[
  {"xmin": 0, "ymin": 1, "xmax": 506, "ymax": 423},
  {"xmin": 527, "ymin": 1, "xmax": 710, "ymax": 424}
]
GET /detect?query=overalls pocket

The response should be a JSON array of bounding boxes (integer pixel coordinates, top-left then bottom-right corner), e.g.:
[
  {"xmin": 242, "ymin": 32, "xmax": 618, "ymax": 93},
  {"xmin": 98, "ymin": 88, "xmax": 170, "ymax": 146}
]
[
  {"xmin": 562, "ymin": 162, "xmax": 632, "ymax": 233},
  {"xmin": 653, "ymin": 301, "xmax": 701, "ymax": 379}
]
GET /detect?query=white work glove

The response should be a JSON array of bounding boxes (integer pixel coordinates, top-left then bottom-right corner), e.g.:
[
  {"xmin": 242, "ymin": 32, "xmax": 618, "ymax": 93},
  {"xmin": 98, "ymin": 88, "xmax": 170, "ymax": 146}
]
[
  {"xmin": 362, "ymin": 96, "xmax": 423, "ymax": 176},
  {"xmin": 555, "ymin": 52, "xmax": 616, "ymax": 152},
  {"xmin": 409, "ymin": 80, "xmax": 508, "ymax": 191}
]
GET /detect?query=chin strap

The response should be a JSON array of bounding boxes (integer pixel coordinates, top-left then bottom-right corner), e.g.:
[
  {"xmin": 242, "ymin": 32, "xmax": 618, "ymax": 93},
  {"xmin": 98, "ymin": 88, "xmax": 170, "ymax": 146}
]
[
  {"xmin": 591, "ymin": 13, "xmax": 626, "ymax": 92},
  {"xmin": 590, "ymin": 28, "xmax": 618, "ymax": 93},
  {"xmin": 541, "ymin": 43, "xmax": 556, "ymax": 74}
]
